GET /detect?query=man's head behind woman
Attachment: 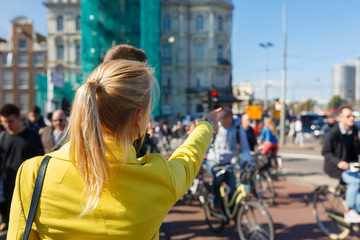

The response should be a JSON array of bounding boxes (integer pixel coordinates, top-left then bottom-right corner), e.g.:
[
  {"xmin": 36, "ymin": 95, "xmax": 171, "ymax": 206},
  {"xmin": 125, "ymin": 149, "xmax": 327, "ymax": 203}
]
[{"xmin": 67, "ymin": 59, "xmax": 158, "ymax": 216}]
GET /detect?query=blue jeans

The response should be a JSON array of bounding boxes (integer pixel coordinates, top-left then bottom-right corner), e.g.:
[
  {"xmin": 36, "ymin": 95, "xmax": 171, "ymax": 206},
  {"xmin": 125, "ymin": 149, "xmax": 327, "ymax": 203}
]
[
  {"xmin": 342, "ymin": 169, "xmax": 360, "ymax": 213},
  {"xmin": 207, "ymin": 162, "xmax": 236, "ymax": 210},
  {"xmin": 238, "ymin": 152, "xmax": 254, "ymax": 171}
]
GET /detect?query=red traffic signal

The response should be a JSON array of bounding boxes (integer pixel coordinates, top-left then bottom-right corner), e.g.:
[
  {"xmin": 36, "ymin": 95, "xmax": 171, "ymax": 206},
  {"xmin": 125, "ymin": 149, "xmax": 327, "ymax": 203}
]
[{"xmin": 211, "ymin": 90, "xmax": 218, "ymax": 96}]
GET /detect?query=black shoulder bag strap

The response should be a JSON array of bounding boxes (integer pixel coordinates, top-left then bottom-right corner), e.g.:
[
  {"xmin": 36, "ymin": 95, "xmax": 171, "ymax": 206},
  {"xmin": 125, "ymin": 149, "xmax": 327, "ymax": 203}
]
[
  {"xmin": 236, "ymin": 125, "xmax": 240, "ymax": 144},
  {"xmin": 23, "ymin": 155, "xmax": 51, "ymax": 240}
]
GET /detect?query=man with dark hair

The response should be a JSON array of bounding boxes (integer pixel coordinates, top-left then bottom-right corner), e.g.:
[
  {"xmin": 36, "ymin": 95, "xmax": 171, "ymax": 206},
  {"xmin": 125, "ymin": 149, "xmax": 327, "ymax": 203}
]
[
  {"xmin": 26, "ymin": 105, "xmax": 46, "ymax": 134},
  {"xmin": 103, "ymin": 44, "xmax": 147, "ymax": 63},
  {"xmin": 0, "ymin": 104, "xmax": 44, "ymax": 230},
  {"xmin": 322, "ymin": 105, "xmax": 360, "ymax": 223}
]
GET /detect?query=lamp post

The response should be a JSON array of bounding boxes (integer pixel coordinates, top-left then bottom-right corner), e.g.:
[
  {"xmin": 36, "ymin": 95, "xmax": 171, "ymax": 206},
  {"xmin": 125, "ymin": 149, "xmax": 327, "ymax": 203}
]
[{"xmin": 259, "ymin": 42, "xmax": 273, "ymax": 112}]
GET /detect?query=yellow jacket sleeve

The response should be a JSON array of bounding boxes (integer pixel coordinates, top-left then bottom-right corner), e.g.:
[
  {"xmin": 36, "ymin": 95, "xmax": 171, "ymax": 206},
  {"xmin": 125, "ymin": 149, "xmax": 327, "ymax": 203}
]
[{"xmin": 167, "ymin": 121, "xmax": 213, "ymax": 200}]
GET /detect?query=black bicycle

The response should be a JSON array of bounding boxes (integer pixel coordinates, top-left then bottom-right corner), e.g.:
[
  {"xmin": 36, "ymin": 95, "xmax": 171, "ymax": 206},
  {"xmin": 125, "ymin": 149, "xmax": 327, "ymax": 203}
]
[{"xmin": 235, "ymin": 151, "xmax": 276, "ymax": 206}]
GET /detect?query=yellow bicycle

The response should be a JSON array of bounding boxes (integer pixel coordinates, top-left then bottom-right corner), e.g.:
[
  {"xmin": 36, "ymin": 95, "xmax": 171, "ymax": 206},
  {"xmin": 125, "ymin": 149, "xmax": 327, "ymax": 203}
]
[{"xmin": 199, "ymin": 164, "xmax": 275, "ymax": 240}]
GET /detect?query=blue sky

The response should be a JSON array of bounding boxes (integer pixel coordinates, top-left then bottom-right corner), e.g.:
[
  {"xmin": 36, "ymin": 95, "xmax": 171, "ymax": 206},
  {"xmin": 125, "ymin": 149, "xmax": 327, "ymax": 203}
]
[
  {"xmin": 1, "ymin": 1, "xmax": 359, "ymax": 103},
  {"xmin": 232, "ymin": 1, "xmax": 360, "ymax": 103}
]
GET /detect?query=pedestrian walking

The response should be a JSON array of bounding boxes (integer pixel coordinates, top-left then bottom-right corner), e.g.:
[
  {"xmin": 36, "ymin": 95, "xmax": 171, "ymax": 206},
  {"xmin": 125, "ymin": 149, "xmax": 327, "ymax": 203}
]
[
  {"xmin": 288, "ymin": 119, "xmax": 296, "ymax": 144},
  {"xmin": 0, "ymin": 104, "xmax": 44, "ymax": 231},
  {"xmin": 8, "ymin": 58, "xmax": 221, "ymax": 239},
  {"xmin": 294, "ymin": 117, "xmax": 304, "ymax": 146}
]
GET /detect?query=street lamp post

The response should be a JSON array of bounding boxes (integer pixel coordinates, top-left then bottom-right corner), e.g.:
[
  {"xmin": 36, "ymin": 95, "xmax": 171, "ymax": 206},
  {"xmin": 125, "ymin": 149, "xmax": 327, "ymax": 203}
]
[{"xmin": 259, "ymin": 42, "xmax": 273, "ymax": 112}]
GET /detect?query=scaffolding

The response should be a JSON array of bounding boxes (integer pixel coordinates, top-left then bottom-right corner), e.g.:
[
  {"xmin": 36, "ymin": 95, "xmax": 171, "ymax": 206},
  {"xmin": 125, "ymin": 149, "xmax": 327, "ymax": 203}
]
[{"xmin": 37, "ymin": 0, "xmax": 161, "ymax": 117}]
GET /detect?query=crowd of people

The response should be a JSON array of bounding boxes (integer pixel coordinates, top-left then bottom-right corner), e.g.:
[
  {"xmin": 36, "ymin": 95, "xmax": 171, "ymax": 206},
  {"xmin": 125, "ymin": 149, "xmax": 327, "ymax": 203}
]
[
  {"xmin": 0, "ymin": 105, "xmax": 67, "ymax": 232},
  {"xmin": 2, "ymin": 42, "xmax": 358, "ymax": 240}
]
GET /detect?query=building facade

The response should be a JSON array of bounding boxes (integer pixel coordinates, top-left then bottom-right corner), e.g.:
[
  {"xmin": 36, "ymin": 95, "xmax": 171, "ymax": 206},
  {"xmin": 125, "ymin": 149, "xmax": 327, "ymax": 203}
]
[
  {"xmin": 332, "ymin": 62, "xmax": 357, "ymax": 104},
  {"xmin": 161, "ymin": 0, "xmax": 233, "ymax": 118},
  {"xmin": 0, "ymin": 17, "xmax": 47, "ymax": 114},
  {"xmin": 232, "ymin": 81, "xmax": 254, "ymax": 114},
  {"xmin": 43, "ymin": 0, "xmax": 234, "ymax": 119},
  {"xmin": 44, "ymin": 0, "xmax": 82, "ymax": 112}
]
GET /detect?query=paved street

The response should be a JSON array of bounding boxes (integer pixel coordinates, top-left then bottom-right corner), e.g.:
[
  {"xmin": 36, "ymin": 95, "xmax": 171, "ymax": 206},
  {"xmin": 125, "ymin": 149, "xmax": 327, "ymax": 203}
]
[{"xmin": 160, "ymin": 136, "xmax": 359, "ymax": 240}]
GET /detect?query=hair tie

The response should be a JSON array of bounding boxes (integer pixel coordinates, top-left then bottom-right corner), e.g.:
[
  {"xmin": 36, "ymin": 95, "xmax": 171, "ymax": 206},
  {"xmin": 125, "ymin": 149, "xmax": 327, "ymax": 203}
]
[{"xmin": 87, "ymin": 81, "xmax": 103, "ymax": 93}]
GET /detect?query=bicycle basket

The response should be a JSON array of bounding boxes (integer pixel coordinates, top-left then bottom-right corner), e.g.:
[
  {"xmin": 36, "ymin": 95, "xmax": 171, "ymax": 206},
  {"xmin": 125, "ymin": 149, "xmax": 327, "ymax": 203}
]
[{"xmin": 253, "ymin": 152, "xmax": 268, "ymax": 168}]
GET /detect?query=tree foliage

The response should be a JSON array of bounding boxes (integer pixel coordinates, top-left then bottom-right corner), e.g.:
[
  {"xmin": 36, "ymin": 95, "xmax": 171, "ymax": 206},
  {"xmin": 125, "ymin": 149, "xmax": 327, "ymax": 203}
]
[{"xmin": 327, "ymin": 95, "xmax": 347, "ymax": 109}]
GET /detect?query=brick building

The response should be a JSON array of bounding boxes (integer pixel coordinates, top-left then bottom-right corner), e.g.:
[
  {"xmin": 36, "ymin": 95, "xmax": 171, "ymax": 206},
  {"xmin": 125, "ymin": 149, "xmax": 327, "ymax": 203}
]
[{"xmin": 0, "ymin": 16, "xmax": 47, "ymax": 114}]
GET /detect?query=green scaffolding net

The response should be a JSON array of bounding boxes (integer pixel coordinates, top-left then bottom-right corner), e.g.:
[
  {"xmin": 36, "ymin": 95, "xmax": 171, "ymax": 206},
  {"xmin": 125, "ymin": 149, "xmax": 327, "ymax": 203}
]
[{"xmin": 37, "ymin": 0, "xmax": 161, "ymax": 117}]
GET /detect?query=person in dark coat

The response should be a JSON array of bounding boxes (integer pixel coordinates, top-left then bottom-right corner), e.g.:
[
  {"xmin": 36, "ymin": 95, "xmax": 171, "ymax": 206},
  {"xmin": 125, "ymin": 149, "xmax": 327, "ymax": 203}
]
[
  {"xmin": 241, "ymin": 113, "xmax": 257, "ymax": 151},
  {"xmin": 25, "ymin": 106, "xmax": 46, "ymax": 134},
  {"xmin": 322, "ymin": 105, "xmax": 360, "ymax": 223},
  {"xmin": 0, "ymin": 104, "xmax": 44, "ymax": 230}
]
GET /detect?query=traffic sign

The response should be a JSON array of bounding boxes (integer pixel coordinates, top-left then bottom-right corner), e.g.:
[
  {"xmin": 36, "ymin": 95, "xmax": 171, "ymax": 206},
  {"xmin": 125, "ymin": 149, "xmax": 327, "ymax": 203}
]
[{"xmin": 246, "ymin": 105, "xmax": 262, "ymax": 120}]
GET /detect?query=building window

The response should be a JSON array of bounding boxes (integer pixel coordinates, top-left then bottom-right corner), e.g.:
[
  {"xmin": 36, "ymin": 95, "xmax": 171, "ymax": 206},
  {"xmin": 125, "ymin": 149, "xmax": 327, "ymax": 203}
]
[
  {"xmin": 18, "ymin": 71, "xmax": 29, "ymax": 89},
  {"xmin": 162, "ymin": 44, "xmax": 172, "ymax": 65},
  {"xmin": 163, "ymin": 15, "xmax": 171, "ymax": 31},
  {"xmin": 2, "ymin": 53, "xmax": 13, "ymax": 66},
  {"xmin": 162, "ymin": 73, "xmax": 172, "ymax": 95},
  {"xmin": 18, "ymin": 39, "xmax": 27, "ymax": 49},
  {"xmin": 18, "ymin": 53, "xmax": 28, "ymax": 67},
  {"xmin": 217, "ymin": 73, "xmax": 223, "ymax": 87},
  {"xmin": 76, "ymin": 44, "xmax": 81, "ymax": 65},
  {"xmin": 217, "ymin": 45, "xmax": 223, "ymax": 61},
  {"xmin": 196, "ymin": 44, "xmax": 204, "ymax": 61},
  {"xmin": 76, "ymin": 16, "xmax": 81, "ymax": 31},
  {"xmin": 57, "ymin": 16, "xmax": 64, "ymax": 31},
  {"xmin": 33, "ymin": 53, "xmax": 44, "ymax": 67},
  {"xmin": 218, "ymin": 16, "xmax": 223, "ymax": 32},
  {"xmin": 33, "ymin": 70, "xmax": 43, "ymax": 89},
  {"xmin": 18, "ymin": 93, "xmax": 29, "ymax": 114},
  {"xmin": 196, "ymin": 15, "xmax": 203, "ymax": 31},
  {"xmin": 2, "ymin": 92, "xmax": 14, "ymax": 105},
  {"xmin": 2, "ymin": 71, "xmax": 13, "ymax": 89},
  {"xmin": 57, "ymin": 45, "xmax": 64, "ymax": 60}
]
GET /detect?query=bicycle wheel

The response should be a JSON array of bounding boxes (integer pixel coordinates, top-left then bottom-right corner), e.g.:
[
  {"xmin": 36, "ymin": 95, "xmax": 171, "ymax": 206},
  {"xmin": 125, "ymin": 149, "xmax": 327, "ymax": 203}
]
[
  {"xmin": 237, "ymin": 200, "xmax": 275, "ymax": 240},
  {"xmin": 253, "ymin": 171, "xmax": 275, "ymax": 206},
  {"xmin": 199, "ymin": 184, "xmax": 225, "ymax": 233},
  {"xmin": 313, "ymin": 185, "xmax": 350, "ymax": 239}
]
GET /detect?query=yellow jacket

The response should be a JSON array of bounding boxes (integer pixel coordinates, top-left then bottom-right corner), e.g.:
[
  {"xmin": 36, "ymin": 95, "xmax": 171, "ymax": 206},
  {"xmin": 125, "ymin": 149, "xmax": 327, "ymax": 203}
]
[{"xmin": 8, "ymin": 121, "xmax": 213, "ymax": 240}]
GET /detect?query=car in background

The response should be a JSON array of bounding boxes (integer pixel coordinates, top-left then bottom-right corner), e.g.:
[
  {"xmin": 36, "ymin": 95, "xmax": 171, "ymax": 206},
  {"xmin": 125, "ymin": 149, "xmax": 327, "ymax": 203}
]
[{"xmin": 301, "ymin": 113, "xmax": 327, "ymax": 134}]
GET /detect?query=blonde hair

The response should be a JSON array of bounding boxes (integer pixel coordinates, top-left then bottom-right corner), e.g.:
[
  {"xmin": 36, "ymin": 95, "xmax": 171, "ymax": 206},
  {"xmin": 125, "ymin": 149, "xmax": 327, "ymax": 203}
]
[
  {"xmin": 67, "ymin": 60, "xmax": 158, "ymax": 216},
  {"xmin": 265, "ymin": 117, "xmax": 277, "ymax": 136}
]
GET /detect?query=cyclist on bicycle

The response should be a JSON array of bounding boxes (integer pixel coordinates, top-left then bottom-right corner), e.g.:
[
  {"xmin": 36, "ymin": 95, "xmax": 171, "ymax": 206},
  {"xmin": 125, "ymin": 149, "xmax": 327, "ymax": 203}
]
[
  {"xmin": 258, "ymin": 117, "xmax": 279, "ymax": 169},
  {"xmin": 205, "ymin": 107, "xmax": 253, "ymax": 211},
  {"xmin": 322, "ymin": 105, "xmax": 360, "ymax": 223}
]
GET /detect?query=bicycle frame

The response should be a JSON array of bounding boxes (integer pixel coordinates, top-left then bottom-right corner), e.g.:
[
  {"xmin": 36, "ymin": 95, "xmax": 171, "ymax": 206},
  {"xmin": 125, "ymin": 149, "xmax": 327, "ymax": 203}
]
[{"xmin": 220, "ymin": 184, "xmax": 247, "ymax": 220}]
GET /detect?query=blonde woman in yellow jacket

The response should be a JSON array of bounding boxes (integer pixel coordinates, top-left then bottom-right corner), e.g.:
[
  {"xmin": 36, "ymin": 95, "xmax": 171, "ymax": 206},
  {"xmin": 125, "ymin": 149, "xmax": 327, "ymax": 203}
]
[{"xmin": 8, "ymin": 59, "xmax": 220, "ymax": 239}]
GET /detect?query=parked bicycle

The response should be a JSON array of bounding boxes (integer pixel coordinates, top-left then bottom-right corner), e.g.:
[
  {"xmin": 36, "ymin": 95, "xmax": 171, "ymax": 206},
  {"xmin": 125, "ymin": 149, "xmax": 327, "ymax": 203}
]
[
  {"xmin": 199, "ymin": 164, "xmax": 275, "ymax": 240},
  {"xmin": 313, "ymin": 163, "xmax": 360, "ymax": 239}
]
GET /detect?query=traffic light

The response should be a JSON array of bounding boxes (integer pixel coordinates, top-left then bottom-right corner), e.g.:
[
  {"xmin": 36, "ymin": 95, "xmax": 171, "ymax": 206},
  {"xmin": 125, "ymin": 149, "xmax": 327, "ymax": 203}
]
[
  {"xmin": 211, "ymin": 90, "xmax": 219, "ymax": 103},
  {"xmin": 208, "ymin": 90, "xmax": 219, "ymax": 109}
]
